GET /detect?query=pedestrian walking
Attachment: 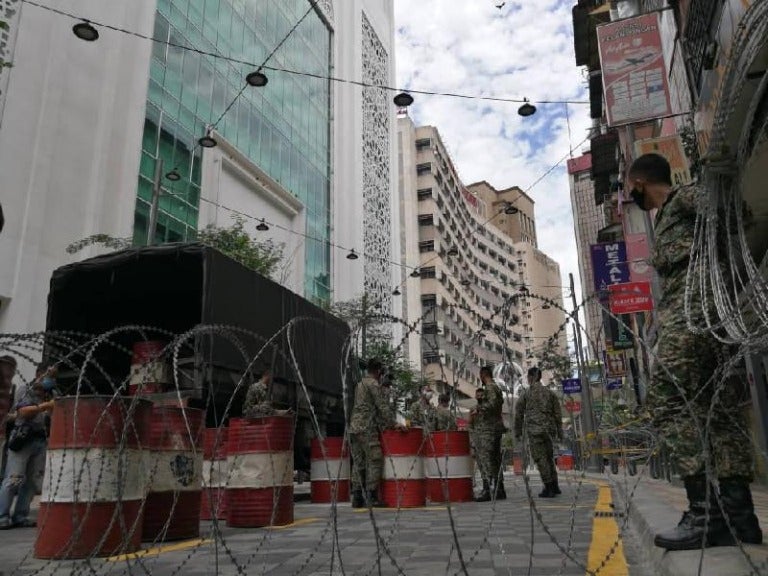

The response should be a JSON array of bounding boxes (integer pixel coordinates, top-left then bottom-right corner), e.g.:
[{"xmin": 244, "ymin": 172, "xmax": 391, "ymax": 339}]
[
  {"xmin": 433, "ymin": 393, "xmax": 457, "ymax": 432},
  {"xmin": 470, "ymin": 366, "xmax": 506, "ymax": 501},
  {"xmin": 627, "ymin": 153, "xmax": 762, "ymax": 550},
  {"xmin": 348, "ymin": 358, "xmax": 397, "ymax": 508},
  {"xmin": 514, "ymin": 366, "xmax": 562, "ymax": 498},
  {"xmin": 0, "ymin": 363, "xmax": 56, "ymax": 529},
  {"xmin": 0, "ymin": 356, "xmax": 17, "ymax": 480}
]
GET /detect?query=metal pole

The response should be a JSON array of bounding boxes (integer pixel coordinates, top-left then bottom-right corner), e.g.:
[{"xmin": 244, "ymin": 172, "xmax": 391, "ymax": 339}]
[
  {"xmin": 570, "ymin": 273, "xmax": 600, "ymax": 472},
  {"xmin": 148, "ymin": 158, "xmax": 164, "ymax": 245}
]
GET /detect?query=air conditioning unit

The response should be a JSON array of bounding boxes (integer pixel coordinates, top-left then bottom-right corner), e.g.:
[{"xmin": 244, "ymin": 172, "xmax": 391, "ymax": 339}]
[{"xmin": 437, "ymin": 321, "xmax": 445, "ymax": 335}]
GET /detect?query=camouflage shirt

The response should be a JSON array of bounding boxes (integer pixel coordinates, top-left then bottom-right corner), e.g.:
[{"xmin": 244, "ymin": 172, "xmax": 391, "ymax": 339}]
[
  {"xmin": 349, "ymin": 376, "xmax": 395, "ymax": 438},
  {"xmin": 514, "ymin": 382, "xmax": 561, "ymax": 439},
  {"xmin": 242, "ymin": 379, "xmax": 274, "ymax": 418},
  {"xmin": 650, "ymin": 185, "xmax": 696, "ymax": 297},
  {"xmin": 409, "ymin": 400, "xmax": 436, "ymax": 430},
  {"xmin": 433, "ymin": 405, "xmax": 457, "ymax": 431},
  {"xmin": 471, "ymin": 381, "xmax": 504, "ymax": 434}
]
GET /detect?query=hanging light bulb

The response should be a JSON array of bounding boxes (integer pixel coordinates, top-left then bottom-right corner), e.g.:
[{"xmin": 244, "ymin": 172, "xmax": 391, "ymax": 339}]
[
  {"xmin": 393, "ymin": 92, "xmax": 414, "ymax": 107},
  {"xmin": 392, "ymin": 287, "xmax": 402, "ymax": 296},
  {"xmin": 165, "ymin": 169, "xmax": 181, "ymax": 182},
  {"xmin": 504, "ymin": 202, "xmax": 519, "ymax": 215},
  {"xmin": 411, "ymin": 268, "xmax": 421, "ymax": 278},
  {"xmin": 198, "ymin": 131, "xmax": 217, "ymax": 148},
  {"xmin": 346, "ymin": 249, "xmax": 359, "ymax": 260},
  {"xmin": 73, "ymin": 21, "xmax": 99, "ymax": 42},
  {"xmin": 245, "ymin": 71, "xmax": 269, "ymax": 87},
  {"xmin": 518, "ymin": 98, "xmax": 537, "ymax": 117},
  {"xmin": 256, "ymin": 219, "xmax": 269, "ymax": 232}
]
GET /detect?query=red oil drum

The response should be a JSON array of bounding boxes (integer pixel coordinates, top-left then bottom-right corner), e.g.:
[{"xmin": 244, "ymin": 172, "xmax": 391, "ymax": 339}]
[
  {"xmin": 557, "ymin": 453, "xmax": 574, "ymax": 471},
  {"xmin": 129, "ymin": 341, "xmax": 168, "ymax": 396},
  {"xmin": 226, "ymin": 416, "xmax": 294, "ymax": 527},
  {"xmin": 380, "ymin": 429, "xmax": 425, "ymax": 508},
  {"xmin": 35, "ymin": 396, "xmax": 152, "ymax": 559},
  {"xmin": 310, "ymin": 437, "xmax": 350, "ymax": 503},
  {"xmin": 424, "ymin": 431, "xmax": 474, "ymax": 503},
  {"xmin": 201, "ymin": 427, "xmax": 229, "ymax": 520},
  {"xmin": 142, "ymin": 406, "xmax": 204, "ymax": 541},
  {"xmin": 513, "ymin": 454, "xmax": 524, "ymax": 475}
]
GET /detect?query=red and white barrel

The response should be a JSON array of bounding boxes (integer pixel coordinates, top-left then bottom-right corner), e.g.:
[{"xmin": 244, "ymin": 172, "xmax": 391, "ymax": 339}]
[
  {"xmin": 201, "ymin": 427, "xmax": 229, "ymax": 520},
  {"xmin": 380, "ymin": 429, "xmax": 426, "ymax": 508},
  {"xmin": 129, "ymin": 341, "xmax": 168, "ymax": 396},
  {"xmin": 142, "ymin": 406, "xmax": 204, "ymax": 541},
  {"xmin": 424, "ymin": 431, "xmax": 474, "ymax": 503},
  {"xmin": 310, "ymin": 437, "xmax": 350, "ymax": 503},
  {"xmin": 226, "ymin": 416, "xmax": 294, "ymax": 527},
  {"xmin": 35, "ymin": 396, "xmax": 152, "ymax": 559}
]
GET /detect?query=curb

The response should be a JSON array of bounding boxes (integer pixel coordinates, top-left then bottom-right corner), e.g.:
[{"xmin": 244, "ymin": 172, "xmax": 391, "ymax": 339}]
[{"xmin": 610, "ymin": 474, "xmax": 768, "ymax": 576}]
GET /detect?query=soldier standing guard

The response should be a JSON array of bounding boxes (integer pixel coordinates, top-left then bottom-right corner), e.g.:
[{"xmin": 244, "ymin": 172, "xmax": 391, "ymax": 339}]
[
  {"xmin": 409, "ymin": 384, "xmax": 436, "ymax": 431},
  {"xmin": 242, "ymin": 369, "xmax": 276, "ymax": 418},
  {"xmin": 514, "ymin": 366, "xmax": 562, "ymax": 498},
  {"xmin": 349, "ymin": 358, "xmax": 396, "ymax": 508},
  {"xmin": 627, "ymin": 153, "xmax": 762, "ymax": 550},
  {"xmin": 433, "ymin": 393, "xmax": 457, "ymax": 431},
  {"xmin": 470, "ymin": 367, "xmax": 506, "ymax": 501}
]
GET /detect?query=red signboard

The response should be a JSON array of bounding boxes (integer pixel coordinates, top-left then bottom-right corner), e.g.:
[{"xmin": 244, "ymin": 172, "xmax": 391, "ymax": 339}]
[
  {"xmin": 625, "ymin": 233, "xmax": 653, "ymax": 284},
  {"xmin": 597, "ymin": 12, "xmax": 672, "ymax": 127},
  {"xmin": 609, "ymin": 281, "xmax": 653, "ymax": 314},
  {"xmin": 566, "ymin": 153, "xmax": 592, "ymax": 175},
  {"xmin": 564, "ymin": 400, "xmax": 582, "ymax": 414}
]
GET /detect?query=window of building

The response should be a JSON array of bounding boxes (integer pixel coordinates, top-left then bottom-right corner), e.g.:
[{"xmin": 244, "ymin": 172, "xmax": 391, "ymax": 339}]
[
  {"xmin": 423, "ymin": 322, "xmax": 438, "ymax": 335},
  {"xmin": 418, "ymin": 214, "xmax": 434, "ymax": 226},
  {"xmin": 421, "ymin": 294, "xmax": 437, "ymax": 308},
  {"xmin": 419, "ymin": 240, "xmax": 435, "ymax": 253},
  {"xmin": 417, "ymin": 188, "xmax": 433, "ymax": 200},
  {"xmin": 416, "ymin": 162, "xmax": 432, "ymax": 175},
  {"xmin": 423, "ymin": 353, "xmax": 440, "ymax": 364},
  {"xmin": 420, "ymin": 266, "xmax": 436, "ymax": 279},
  {"xmin": 415, "ymin": 137, "xmax": 432, "ymax": 150}
]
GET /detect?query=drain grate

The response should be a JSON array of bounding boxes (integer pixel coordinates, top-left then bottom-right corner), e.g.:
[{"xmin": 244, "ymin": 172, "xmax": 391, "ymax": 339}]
[{"xmin": 594, "ymin": 510, "xmax": 625, "ymax": 518}]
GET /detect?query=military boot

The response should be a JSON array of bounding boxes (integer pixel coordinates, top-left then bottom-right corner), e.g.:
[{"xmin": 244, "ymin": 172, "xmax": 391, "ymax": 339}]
[
  {"xmin": 719, "ymin": 477, "xmax": 763, "ymax": 544},
  {"xmin": 552, "ymin": 475, "xmax": 562, "ymax": 495},
  {"xmin": 475, "ymin": 481, "xmax": 491, "ymax": 502},
  {"xmin": 654, "ymin": 474, "xmax": 735, "ymax": 550},
  {"xmin": 495, "ymin": 480, "xmax": 507, "ymax": 501},
  {"xmin": 351, "ymin": 489, "xmax": 365, "ymax": 509},
  {"xmin": 539, "ymin": 482, "xmax": 556, "ymax": 498},
  {"xmin": 367, "ymin": 489, "xmax": 386, "ymax": 508}
]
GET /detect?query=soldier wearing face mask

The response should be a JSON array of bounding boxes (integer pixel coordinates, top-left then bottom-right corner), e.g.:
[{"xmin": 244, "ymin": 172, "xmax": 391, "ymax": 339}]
[
  {"xmin": 0, "ymin": 363, "xmax": 57, "ymax": 529},
  {"xmin": 408, "ymin": 384, "xmax": 436, "ymax": 431},
  {"xmin": 628, "ymin": 153, "xmax": 761, "ymax": 551}
]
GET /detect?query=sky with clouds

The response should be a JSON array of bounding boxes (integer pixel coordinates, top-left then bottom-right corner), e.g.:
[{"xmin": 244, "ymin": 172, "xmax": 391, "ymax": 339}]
[{"xmin": 393, "ymin": 0, "xmax": 593, "ymax": 313}]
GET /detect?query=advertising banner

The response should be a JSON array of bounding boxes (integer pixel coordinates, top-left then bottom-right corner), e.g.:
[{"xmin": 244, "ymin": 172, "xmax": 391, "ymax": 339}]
[
  {"xmin": 625, "ymin": 233, "xmax": 653, "ymax": 284},
  {"xmin": 604, "ymin": 350, "xmax": 628, "ymax": 378},
  {"xmin": 562, "ymin": 378, "xmax": 582, "ymax": 394},
  {"xmin": 633, "ymin": 135, "xmax": 692, "ymax": 187},
  {"xmin": 604, "ymin": 310, "xmax": 634, "ymax": 350},
  {"xmin": 590, "ymin": 242, "xmax": 630, "ymax": 295},
  {"xmin": 609, "ymin": 281, "xmax": 654, "ymax": 314},
  {"xmin": 597, "ymin": 12, "xmax": 672, "ymax": 126}
]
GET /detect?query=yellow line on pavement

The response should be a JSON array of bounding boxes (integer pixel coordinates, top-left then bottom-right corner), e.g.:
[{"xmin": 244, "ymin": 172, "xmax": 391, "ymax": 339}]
[
  {"xmin": 586, "ymin": 483, "xmax": 629, "ymax": 576},
  {"xmin": 107, "ymin": 538, "xmax": 211, "ymax": 562},
  {"xmin": 268, "ymin": 517, "xmax": 319, "ymax": 529}
]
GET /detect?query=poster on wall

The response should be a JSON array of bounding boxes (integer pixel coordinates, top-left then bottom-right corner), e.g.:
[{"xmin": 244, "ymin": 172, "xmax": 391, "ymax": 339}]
[
  {"xmin": 634, "ymin": 135, "xmax": 692, "ymax": 187},
  {"xmin": 625, "ymin": 233, "xmax": 653, "ymax": 283},
  {"xmin": 597, "ymin": 12, "xmax": 672, "ymax": 126}
]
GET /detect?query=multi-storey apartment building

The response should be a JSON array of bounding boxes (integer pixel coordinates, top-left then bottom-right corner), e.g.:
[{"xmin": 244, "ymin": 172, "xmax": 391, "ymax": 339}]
[{"xmin": 397, "ymin": 115, "xmax": 567, "ymax": 398}]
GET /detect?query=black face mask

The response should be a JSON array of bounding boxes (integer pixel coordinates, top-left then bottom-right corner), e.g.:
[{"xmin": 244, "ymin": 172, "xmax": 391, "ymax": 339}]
[{"xmin": 630, "ymin": 188, "xmax": 652, "ymax": 212}]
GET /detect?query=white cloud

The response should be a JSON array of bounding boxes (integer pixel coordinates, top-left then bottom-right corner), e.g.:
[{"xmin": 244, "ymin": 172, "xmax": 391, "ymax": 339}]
[{"xmin": 395, "ymin": 0, "xmax": 593, "ymax": 321}]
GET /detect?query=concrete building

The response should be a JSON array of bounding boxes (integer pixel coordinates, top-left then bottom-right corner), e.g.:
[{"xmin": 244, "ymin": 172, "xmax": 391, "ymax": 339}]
[
  {"xmin": 0, "ymin": 0, "xmax": 399, "ymax": 336},
  {"xmin": 566, "ymin": 153, "xmax": 605, "ymax": 359},
  {"xmin": 397, "ymin": 115, "xmax": 567, "ymax": 398}
]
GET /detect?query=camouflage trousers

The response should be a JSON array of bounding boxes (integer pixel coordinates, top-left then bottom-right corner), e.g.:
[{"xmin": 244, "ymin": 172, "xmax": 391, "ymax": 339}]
[
  {"xmin": 472, "ymin": 429, "xmax": 502, "ymax": 485},
  {"xmin": 349, "ymin": 433, "xmax": 383, "ymax": 492},
  {"xmin": 527, "ymin": 434, "xmax": 557, "ymax": 484},
  {"xmin": 648, "ymin": 299, "xmax": 753, "ymax": 480}
]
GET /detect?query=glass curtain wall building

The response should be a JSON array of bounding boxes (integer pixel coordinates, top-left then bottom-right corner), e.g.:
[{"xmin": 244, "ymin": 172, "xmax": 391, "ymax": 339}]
[{"xmin": 135, "ymin": 0, "xmax": 332, "ymax": 302}]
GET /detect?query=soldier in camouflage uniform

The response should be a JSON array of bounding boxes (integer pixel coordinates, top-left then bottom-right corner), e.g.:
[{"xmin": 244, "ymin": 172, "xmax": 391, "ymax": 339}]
[
  {"xmin": 628, "ymin": 153, "xmax": 761, "ymax": 550},
  {"xmin": 434, "ymin": 393, "xmax": 457, "ymax": 431},
  {"xmin": 348, "ymin": 358, "xmax": 396, "ymax": 508},
  {"xmin": 469, "ymin": 367, "xmax": 506, "ymax": 501},
  {"xmin": 514, "ymin": 366, "xmax": 562, "ymax": 497},
  {"xmin": 409, "ymin": 385, "xmax": 436, "ymax": 432},
  {"xmin": 242, "ymin": 370, "xmax": 275, "ymax": 418}
]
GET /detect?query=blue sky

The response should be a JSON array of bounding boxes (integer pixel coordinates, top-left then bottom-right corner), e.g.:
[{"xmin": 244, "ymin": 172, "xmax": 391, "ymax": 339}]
[{"xmin": 394, "ymin": 0, "xmax": 593, "ymax": 313}]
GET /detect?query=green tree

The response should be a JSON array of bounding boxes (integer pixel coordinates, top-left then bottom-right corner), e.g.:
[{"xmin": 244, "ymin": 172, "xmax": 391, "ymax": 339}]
[{"xmin": 66, "ymin": 217, "xmax": 284, "ymax": 277}]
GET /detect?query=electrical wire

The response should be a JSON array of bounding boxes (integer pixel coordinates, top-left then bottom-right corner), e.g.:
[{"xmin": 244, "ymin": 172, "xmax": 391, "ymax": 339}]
[{"xmin": 22, "ymin": 0, "xmax": 589, "ymax": 108}]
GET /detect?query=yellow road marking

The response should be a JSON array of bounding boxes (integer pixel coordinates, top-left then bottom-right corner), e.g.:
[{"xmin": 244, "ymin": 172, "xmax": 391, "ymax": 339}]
[
  {"xmin": 107, "ymin": 538, "xmax": 211, "ymax": 562},
  {"xmin": 586, "ymin": 483, "xmax": 629, "ymax": 576},
  {"xmin": 268, "ymin": 517, "xmax": 319, "ymax": 529}
]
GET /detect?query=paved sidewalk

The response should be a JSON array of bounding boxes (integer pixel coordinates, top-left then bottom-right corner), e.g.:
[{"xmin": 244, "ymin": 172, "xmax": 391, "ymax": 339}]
[{"xmin": 610, "ymin": 471, "xmax": 768, "ymax": 576}]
